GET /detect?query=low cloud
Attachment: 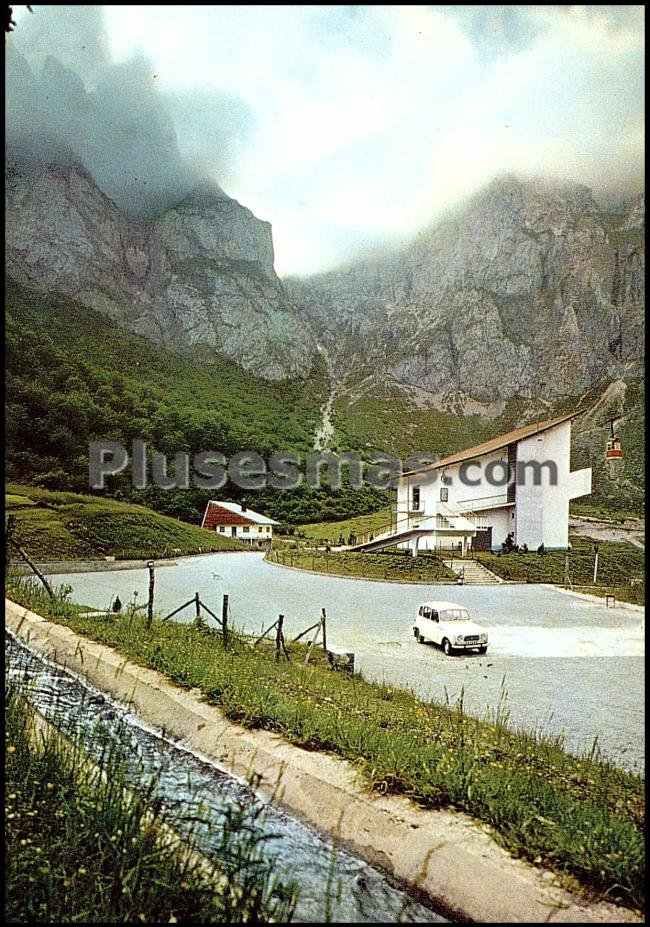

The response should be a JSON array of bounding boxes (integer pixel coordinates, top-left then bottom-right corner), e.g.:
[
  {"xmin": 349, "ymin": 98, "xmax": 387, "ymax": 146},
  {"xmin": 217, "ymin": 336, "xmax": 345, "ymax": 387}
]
[
  {"xmin": 6, "ymin": 5, "xmax": 645, "ymax": 271},
  {"xmin": 6, "ymin": 5, "xmax": 252, "ymax": 216}
]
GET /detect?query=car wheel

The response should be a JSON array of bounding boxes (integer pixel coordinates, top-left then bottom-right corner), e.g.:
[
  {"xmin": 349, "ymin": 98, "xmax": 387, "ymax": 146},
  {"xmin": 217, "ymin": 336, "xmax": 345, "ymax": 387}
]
[
  {"xmin": 442, "ymin": 638, "xmax": 454, "ymax": 656},
  {"xmin": 413, "ymin": 627, "xmax": 419, "ymax": 639},
  {"xmin": 478, "ymin": 645, "xmax": 488, "ymax": 654}
]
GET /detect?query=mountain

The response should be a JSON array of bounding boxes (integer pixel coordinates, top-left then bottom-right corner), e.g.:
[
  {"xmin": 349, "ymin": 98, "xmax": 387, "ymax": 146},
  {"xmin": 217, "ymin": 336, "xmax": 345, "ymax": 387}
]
[
  {"xmin": 5, "ymin": 163, "xmax": 645, "ymax": 517},
  {"xmin": 5, "ymin": 156, "xmax": 314, "ymax": 380},
  {"xmin": 289, "ymin": 175, "xmax": 644, "ymax": 413}
]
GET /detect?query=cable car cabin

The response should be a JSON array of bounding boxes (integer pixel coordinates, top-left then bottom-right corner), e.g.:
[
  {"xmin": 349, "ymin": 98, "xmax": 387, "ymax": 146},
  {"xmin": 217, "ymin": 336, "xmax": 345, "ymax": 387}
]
[{"xmin": 606, "ymin": 436, "xmax": 624, "ymax": 461}]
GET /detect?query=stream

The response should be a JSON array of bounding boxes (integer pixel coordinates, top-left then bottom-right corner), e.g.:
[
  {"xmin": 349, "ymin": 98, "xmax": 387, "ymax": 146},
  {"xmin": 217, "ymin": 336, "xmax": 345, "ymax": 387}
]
[
  {"xmin": 313, "ymin": 343, "xmax": 337, "ymax": 450},
  {"xmin": 5, "ymin": 632, "xmax": 446, "ymax": 924}
]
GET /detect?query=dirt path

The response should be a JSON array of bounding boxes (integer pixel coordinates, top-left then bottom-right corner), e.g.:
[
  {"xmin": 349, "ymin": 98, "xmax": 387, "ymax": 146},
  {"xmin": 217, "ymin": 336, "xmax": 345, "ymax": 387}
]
[{"xmin": 570, "ymin": 516, "xmax": 645, "ymax": 549}]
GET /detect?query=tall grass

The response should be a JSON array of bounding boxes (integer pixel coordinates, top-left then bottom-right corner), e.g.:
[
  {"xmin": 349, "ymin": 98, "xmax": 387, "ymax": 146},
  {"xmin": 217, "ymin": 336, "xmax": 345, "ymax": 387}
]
[
  {"xmin": 7, "ymin": 578, "xmax": 646, "ymax": 911},
  {"xmin": 5, "ymin": 656, "xmax": 298, "ymax": 923}
]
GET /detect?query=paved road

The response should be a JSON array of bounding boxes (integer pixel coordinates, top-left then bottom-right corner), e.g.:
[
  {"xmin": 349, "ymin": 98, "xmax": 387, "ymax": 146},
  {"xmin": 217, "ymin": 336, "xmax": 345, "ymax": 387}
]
[{"xmin": 53, "ymin": 553, "xmax": 645, "ymax": 771}]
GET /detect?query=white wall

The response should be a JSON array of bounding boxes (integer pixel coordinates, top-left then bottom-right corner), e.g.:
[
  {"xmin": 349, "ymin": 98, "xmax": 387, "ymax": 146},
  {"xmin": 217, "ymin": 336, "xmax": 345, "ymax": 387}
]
[
  {"xmin": 515, "ymin": 422, "xmax": 571, "ymax": 549},
  {"xmin": 215, "ymin": 524, "xmax": 273, "ymax": 540}
]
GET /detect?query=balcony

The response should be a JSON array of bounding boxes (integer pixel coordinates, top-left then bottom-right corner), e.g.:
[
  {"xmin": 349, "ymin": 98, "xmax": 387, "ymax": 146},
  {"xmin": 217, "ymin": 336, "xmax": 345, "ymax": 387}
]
[{"xmin": 453, "ymin": 493, "xmax": 511, "ymax": 513}]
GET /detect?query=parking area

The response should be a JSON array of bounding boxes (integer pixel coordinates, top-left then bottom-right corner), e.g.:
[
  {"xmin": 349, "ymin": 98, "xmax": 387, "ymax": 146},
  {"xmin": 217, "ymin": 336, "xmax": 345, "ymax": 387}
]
[{"xmin": 56, "ymin": 553, "xmax": 645, "ymax": 770}]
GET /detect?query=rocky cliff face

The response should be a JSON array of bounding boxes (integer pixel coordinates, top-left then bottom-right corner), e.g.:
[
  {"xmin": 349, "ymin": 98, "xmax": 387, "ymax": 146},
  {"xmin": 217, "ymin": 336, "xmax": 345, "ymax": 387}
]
[
  {"xmin": 289, "ymin": 176, "xmax": 644, "ymax": 410},
  {"xmin": 5, "ymin": 158, "xmax": 313, "ymax": 379}
]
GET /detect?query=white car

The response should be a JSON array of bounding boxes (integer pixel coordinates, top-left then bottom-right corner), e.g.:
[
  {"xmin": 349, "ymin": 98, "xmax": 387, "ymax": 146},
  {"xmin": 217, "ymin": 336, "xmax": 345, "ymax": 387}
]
[{"xmin": 413, "ymin": 600, "xmax": 488, "ymax": 656}]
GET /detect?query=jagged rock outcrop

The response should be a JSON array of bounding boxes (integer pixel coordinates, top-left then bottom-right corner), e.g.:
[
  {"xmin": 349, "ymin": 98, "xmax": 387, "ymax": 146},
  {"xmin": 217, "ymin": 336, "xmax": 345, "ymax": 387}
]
[
  {"xmin": 289, "ymin": 175, "xmax": 644, "ymax": 407},
  {"xmin": 5, "ymin": 158, "xmax": 313, "ymax": 379}
]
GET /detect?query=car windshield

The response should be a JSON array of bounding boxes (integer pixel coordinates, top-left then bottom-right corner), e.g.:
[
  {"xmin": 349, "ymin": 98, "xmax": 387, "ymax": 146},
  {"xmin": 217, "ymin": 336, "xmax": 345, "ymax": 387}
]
[{"xmin": 442, "ymin": 609, "xmax": 469, "ymax": 621}]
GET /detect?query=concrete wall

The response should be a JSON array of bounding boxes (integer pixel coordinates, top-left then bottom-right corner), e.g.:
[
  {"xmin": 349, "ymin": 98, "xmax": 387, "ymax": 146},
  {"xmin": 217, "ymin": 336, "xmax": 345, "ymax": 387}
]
[
  {"xmin": 476, "ymin": 507, "xmax": 514, "ymax": 550},
  {"xmin": 515, "ymin": 422, "xmax": 571, "ymax": 549}
]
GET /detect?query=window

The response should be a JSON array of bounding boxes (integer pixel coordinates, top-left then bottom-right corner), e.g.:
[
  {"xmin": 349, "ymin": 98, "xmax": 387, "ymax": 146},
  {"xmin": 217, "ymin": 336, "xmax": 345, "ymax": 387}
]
[
  {"xmin": 412, "ymin": 486, "xmax": 420, "ymax": 510},
  {"xmin": 219, "ymin": 526, "xmax": 225, "ymax": 533},
  {"xmin": 243, "ymin": 526, "xmax": 249, "ymax": 533},
  {"xmin": 440, "ymin": 487, "xmax": 448, "ymax": 502},
  {"xmin": 266, "ymin": 526, "xmax": 271, "ymax": 533}
]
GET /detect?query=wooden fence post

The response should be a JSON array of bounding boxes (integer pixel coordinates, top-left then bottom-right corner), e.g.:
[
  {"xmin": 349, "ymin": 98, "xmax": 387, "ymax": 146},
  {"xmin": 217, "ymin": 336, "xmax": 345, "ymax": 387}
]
[
  {"xmin": 275, "ymin": 614, "xmax": 284, "ymax": 662},
  {"xmin": 222, "ymin": 593, "xmax": 229, "ymax": 650},
  {"xmin": 304, "ymin": 620, "xmax": 321, "ymax": 665},
  {"xmin": 320, "ymin": 607, "xmax": 328, "ymax": 654},
  {"xmin": 5, "ymin": 515, "xmax": 15, "ymax": 572},
  {"xmin": 9, "ymin": 537, "xmax": 54, "ymax": 598},
  {"xmin": 194, "ymin": 592, "xmax": 202, "ymax": 628},
  {"xmin": 146, "ymin": 561, "xmax": 155, "ymax": 629}
]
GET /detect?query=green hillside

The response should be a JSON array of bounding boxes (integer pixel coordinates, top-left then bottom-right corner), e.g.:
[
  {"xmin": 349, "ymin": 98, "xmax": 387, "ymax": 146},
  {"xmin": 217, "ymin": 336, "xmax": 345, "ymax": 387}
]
[
  {"xmin": 333, "ymin": 376, "xmax": 645, "ymax": 516},
  {"xmin": 5, "ymin": 484, "xmax": 242, "ymax": 560},
  {"xmin": 5, "ymin": 280, "xmax": 389, "ymax": 526},
  {"xmin": 5, "ymin": 279, "xmax": 643, "ymax": 535},
  {"xmin": 299, "ymin": 506, "xmax": 393, "ymax": 543}
]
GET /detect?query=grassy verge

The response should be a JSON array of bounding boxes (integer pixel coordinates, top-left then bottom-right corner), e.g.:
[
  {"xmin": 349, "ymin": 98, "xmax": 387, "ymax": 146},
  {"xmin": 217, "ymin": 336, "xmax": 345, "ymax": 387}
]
[
  {"xmin": 267, "ymin": 547, "xmax": 456, "ymax": 583},
  {"xmin": 298, "ymin": 506, "xmax": 393, "ymax": 544},
  {"xmin": 5, "ymin": 666, "xmax": 297, "ymax": 923},
  {"xmin": 476, "ymin": 536, "xmax": 645, "ymax": 605},
  {"xmin": 7, "ymin": 579, "xmax": 645, "ymax": 911},
  {"xmin": 6, "ymin": 483, "xmax": 242, "ymax": 561}
]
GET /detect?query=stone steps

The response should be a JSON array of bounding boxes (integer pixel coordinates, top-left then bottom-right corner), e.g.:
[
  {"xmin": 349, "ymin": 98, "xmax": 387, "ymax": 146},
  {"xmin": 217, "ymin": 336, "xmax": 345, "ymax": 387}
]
[{"xmin": 443, "ymin": 559, "xmax": 503, "ymax": 584}]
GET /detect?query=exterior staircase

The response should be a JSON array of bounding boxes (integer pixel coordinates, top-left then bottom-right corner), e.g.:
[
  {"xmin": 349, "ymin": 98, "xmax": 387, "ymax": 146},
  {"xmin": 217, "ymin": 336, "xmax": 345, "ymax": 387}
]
[
  {"xmin": 349, "ymin": 524, "xmax": 433, "ymax": 553},
  {"xmin": 443, "ymin": 558, "xmax": 503, "ymax": 585}
]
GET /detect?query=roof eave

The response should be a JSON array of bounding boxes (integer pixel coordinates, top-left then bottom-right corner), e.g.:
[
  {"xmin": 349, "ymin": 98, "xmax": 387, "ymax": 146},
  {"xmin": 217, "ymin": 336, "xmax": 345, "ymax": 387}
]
[{"xmin": 401, "ymin": 410, "xmax": 581, "ymax": 478}]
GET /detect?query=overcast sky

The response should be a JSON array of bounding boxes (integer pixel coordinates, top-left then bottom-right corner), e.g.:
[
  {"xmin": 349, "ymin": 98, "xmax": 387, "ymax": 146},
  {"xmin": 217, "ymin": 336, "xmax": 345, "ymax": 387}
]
[{"xmin": 11, "ymin": 5, "xmax": 645, "ymax": 276}]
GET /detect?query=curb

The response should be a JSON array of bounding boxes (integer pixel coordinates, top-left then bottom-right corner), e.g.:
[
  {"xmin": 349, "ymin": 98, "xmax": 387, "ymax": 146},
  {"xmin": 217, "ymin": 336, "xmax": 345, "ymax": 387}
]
[
  {"xmin": 264, "ymin": 556, "xmax": 459, "ymax": 585},
  {"xmin": 545, "ymin": 585, "xmax": 645, "ymax": 613},
  {"xmin": 4, "ymin": 600, "xmax": 641, "ymax": 924}
]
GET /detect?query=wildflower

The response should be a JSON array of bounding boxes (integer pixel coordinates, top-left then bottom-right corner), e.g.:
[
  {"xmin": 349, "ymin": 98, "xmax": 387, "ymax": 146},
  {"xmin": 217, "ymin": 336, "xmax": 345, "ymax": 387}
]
[
  {"xmin": 46, "ymin": 782, "xmax": 54, "ymax": 790},
  {"xmin": 20, "ymin": 839, "xmax": 27, "ymax": 846},
  {"xmin": 7, "ymin": 746, "xmax": 15, "ymax": 754}
]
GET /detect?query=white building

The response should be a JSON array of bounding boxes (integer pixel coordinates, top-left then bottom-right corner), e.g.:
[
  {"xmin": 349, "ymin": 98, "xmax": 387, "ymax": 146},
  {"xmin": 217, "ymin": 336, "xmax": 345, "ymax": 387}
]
[
  {"xmin": 201, "ymin": 501, "xmax": 278, "ymax": 545},
  {"xmin": 355, "ymin": 412, "xmax": 591, "ymax": 555}
]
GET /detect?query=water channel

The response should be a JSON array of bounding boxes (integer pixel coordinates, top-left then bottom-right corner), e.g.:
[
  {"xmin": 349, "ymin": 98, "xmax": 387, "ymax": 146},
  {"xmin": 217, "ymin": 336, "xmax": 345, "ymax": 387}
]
[{"xmin": 5, "ymin": 633, "xmax": 446, "ymax": 923}]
